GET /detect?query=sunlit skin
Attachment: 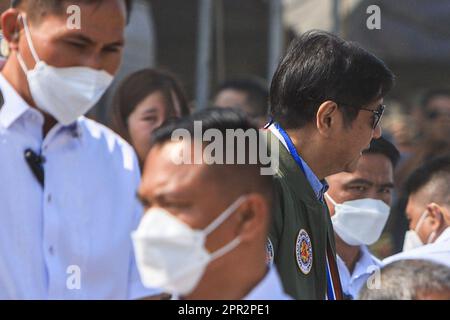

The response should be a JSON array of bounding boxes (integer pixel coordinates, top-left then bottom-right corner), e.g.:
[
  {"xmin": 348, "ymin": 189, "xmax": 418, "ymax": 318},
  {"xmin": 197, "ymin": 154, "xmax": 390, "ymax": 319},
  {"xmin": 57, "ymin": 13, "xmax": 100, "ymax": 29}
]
[
  {"xmin": 1, "ymin": 1, "xmax": 127, "ymax": 135},
  {"xmin": 137, "ymin": 142, "xmax": 269, "ymax": 299},
  {"xmin": 128, "ymin": 91, "xmax": 181, "ymax": 164},
  {"xmin": 405, "ymin": 193, "xmax": 448, "ymax": 245},
  {"xmin": 286, "ymin": 98, "xmax": 383, "ymax": 181},
  {"xmin": 326, "ymin": 153, "xmax": 394, "ymax": 273}
]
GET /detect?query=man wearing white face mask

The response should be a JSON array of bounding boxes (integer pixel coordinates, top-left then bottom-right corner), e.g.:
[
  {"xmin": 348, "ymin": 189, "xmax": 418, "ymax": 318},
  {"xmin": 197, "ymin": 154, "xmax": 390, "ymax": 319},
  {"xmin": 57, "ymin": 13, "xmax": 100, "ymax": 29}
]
[
  {"xmin": 0, "ymin": 1, "xmax": 162, "ymax": 299},
  {"xmin": 133, "ymin": 109, "xmax": 291, "ymax": 300},
  {"xmin": 383, "ymin": 155, "xmax": 450, "ymax": 268},
  {"xmin": 325, "ymin": 137, "xmax": 400, "ymax": 299}
]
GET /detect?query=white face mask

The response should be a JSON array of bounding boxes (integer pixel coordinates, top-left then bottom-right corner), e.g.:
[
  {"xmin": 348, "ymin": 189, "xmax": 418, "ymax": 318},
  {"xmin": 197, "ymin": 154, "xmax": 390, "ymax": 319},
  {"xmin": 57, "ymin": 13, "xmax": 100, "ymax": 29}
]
[
  {"xmin": 326, "ymin": 194, "xmax": 390, "ymax": 246},
  {"xmin": 16, "ymin": 15, "xmax": 113, "ymax": 125},
  {"xmin": 131, "ymin": 196, "xmax": 246, "ymax": 296},
  {"xmin": 402, "ymin": 211, "xmax": 434, "ymax": 252}
]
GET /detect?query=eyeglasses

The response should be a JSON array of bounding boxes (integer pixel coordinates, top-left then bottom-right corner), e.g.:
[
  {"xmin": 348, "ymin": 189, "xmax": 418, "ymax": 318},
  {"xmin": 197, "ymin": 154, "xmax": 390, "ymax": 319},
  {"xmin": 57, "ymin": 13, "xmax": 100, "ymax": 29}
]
[{"xmin": 360, "ymin": 104, "xmax": 385, "ymax": 129}]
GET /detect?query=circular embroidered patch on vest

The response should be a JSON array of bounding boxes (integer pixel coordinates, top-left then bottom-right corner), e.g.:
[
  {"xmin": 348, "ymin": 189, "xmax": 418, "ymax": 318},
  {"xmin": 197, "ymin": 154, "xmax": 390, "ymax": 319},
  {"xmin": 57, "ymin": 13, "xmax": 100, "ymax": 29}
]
[
  {"xmin": 266, "ymin": 238, "xmax": 274, "ymax": 266},
  {"xmin": 296, "ymin": 229, "xmax": 313, "ymax": 275}
]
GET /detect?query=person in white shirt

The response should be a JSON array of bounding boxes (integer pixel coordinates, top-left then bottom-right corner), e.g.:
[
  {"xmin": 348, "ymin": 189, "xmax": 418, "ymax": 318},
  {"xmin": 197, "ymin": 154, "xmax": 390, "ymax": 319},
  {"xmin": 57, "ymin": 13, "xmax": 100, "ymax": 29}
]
[
  {"xmin": 132, "ymin": 108, "xmax": 291, "ymax": 300},
  {"xmin": 384, "ymin": 155, "xmax": 450, "ymax": 267},
  {"xmin": 0, "ymin": 0, "xmax": 160, "ymax": 299},
  {"xmin": 325, "ymin": 137, "xmax": 400, "ymax": 299}
]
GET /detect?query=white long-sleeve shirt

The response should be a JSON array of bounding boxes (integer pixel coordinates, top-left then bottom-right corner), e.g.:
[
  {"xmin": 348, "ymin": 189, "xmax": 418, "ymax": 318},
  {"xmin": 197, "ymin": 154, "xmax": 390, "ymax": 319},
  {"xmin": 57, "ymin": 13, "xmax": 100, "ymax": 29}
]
[{"xmin": 0, "ymin": 72, "xmax": 158, "ymax": 299}]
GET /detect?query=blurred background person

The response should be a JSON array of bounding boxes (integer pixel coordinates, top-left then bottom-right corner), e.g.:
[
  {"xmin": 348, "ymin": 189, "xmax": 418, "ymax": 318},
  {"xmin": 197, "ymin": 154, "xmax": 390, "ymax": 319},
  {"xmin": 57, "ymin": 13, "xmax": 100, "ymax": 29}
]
[
  {"xmin": 384, "ymin": 155, "xmax": 450, "ymax": 267},
  {"xmin": 381, "ymin": 101, "xmax": 416, "ymax": 162},
  {"xmin": 132, "ymin": 108, "xmax": 291, "ymax": 300},
  {"xmin": 111, "ymin": 68, "xmax": 190, "ymax": 166},
  {"xmin": 396, "ymin": 88, "xmax": 450, "ymax": 188},
  {"xmin": 213, "ymin": 76, "xmax": 269, "ymax": 127},
  {"xmin": 325, "ymin": 137, "xmax": 400, "ymax": 299},
  {"xmin": 359, "ymin": 259, "xmax": 450, "ymax": 300},
  {"xmin": 389, "ymin": 89, "xmax": 450, "ymax": 254}
]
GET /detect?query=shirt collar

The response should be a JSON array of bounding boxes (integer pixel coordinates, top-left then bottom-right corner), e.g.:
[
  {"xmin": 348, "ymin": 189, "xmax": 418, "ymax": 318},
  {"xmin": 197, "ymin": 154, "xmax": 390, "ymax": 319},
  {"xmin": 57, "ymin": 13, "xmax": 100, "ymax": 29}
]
[
  {"xmin": 0, "ymin": 72, "xmax": 32, "ymax": 128},
  {"xmin": 243, "ymin": 267, "xmax": 290, "ymax": 300},
  {"xmin": 269, "ymin": 123, "xmax": 328, "ymax": 201},
  {"xmin": 436, "ymin": 227, "xmax": 450, "ymax": 243},
  {"xmin": 0, "ymin": 72, "xmax": 81, "ymax": 137}
]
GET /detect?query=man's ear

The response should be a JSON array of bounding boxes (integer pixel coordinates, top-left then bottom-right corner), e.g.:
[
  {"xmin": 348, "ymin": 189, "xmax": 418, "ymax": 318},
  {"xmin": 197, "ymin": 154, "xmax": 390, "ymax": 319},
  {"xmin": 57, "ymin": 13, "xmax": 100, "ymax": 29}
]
[
  {"xmin": 1, "ymin": 9, "xmax": 22, "ymax": 52},
  {"xmin": 316, "ymin": 100, "xmax": 340, "ymax": 138},
  {"xmin": 235, "ymin": 194, "xmax": 269, "ymax": 243},
  {"xmin": 427, "ymin": 203, "xmax": 447, "ymax": 232}
]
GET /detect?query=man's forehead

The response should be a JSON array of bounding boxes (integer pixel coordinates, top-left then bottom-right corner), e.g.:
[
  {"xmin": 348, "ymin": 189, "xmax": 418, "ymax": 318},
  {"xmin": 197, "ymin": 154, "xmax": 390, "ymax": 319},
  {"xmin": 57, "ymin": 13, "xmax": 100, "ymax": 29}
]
[
  {"xmin": 142, "ymin": 142, "xmax": 210, "ymax": 194},
  {"xmin": 329, "ymin": 154, "xmax": 393, "ymax": 186},
  {"xmin": 29, "ymin": 1, "xmax": 126, "ymax": 34},
  {"xmin": 356, "ymin": 153, "xmax": 392, "ymax": 173}
]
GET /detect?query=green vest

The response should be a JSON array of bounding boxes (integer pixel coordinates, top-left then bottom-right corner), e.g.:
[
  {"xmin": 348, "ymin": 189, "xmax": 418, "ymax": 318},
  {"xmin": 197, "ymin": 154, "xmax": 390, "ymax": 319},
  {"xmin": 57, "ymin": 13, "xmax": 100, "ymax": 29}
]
[{"xmin": 267, "ymin": 132, "xmax": 337, "ymax": 300}]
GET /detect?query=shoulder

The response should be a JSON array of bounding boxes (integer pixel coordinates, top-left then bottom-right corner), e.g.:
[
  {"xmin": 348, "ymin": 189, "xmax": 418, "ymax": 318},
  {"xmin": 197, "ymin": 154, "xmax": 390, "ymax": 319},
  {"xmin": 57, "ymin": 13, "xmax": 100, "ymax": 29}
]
[
  {"xmin": 382, "ymin": 242, "xmax": 449, "ymax": 267},
  {"xmin": 78, "ymin": 117, "xmax": 139, "ymax": 172}
]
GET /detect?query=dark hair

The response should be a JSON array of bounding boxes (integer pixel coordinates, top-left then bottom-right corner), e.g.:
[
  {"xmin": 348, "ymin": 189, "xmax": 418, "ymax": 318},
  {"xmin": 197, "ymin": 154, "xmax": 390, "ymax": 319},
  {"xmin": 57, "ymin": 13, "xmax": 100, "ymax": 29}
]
[
  {"xmin": 270, "ymin": 30, "xmax": 395, "ymax": 129},
  {"xmin": 363, "ymin": 136, "xmax": 400, "ymax": 168},
  {"xmin": 111, "ymin": 68, "xmax": 190, "ymax": 142},
  {"xmin": 359, "ymin": 259, "xmax": 450, "ymax": 300},
  {"xmin": 404, "ymin": 155, "xmax": 450, "ymax": 205},
  {"xmin": 151, "ymin": 108, "xmax": 257, "ymax": 148},
  {"xmin": 12, "ymin": 0, "xmax": 133, "ymax": 23},
  {"xmin": 420, "ymin": 88, "xmax": 450, "ymax": 109},
  {"xmin": 215, "ymin": 77, "xmax": 269, "ymax": 118},
  {"xmin": 150, "ymin": 108, "xmax": 274, "ymax": 203}
]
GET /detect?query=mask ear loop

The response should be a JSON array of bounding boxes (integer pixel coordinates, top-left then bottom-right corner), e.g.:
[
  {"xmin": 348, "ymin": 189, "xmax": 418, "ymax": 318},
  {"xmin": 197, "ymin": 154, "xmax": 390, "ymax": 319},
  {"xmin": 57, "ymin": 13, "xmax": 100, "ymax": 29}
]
[
  {"xmin": 203, "ymin": 196, "xmax": 248, "ymax": 260},
  {"xmin": 19, "ymin": 15, "xmax": 40, "ymax": 63},
  {"xmin": 203, "ymin": 196, "xmax": 247, "ymax": 236},
  {"xmin": 16, "ymin": 14, "xmax": 40, "ymax": 73},
  {"xmin": 414, "ymin": 210, "xmax": 429, "ymax": 234},
  {"xmin": 324, "ymin": 193, "xmax": 338, "ymax": 206}
]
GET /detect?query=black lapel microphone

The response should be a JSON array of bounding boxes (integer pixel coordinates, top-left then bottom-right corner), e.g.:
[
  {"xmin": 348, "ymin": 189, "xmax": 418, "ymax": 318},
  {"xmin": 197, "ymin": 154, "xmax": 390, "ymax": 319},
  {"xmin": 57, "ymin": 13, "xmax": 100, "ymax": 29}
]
[{"xmin": 24, "ymin": 148, "xmax": 45, "ymax": 187}]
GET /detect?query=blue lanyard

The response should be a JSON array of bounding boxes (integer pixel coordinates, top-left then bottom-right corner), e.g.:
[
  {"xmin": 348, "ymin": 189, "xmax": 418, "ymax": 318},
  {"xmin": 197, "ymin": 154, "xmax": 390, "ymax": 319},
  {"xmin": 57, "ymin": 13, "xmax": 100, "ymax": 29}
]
[
  {"xmin": 274, "ymin": 122, "xmax": 336, "ymax": 301},
  {"xmin": 274, "ymin": 123, "xmax": 307, "ymax": 176}
]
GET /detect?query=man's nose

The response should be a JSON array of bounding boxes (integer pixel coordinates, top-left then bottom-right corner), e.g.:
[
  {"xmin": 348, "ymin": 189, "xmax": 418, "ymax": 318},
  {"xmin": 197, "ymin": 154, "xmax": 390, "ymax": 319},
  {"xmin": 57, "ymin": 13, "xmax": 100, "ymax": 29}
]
[{"xmin": 82, "ymin": 54, "xmax": 104, "ymax": 71}]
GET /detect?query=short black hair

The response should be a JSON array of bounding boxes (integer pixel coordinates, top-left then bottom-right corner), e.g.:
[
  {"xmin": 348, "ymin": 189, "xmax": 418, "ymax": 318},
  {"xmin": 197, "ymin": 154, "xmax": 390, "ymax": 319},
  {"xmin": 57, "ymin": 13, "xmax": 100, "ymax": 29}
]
[
  {"xmin": 270, "ymin": 30, "xmax": 395, "ymax": 129},
  {"xmin": 151, "ymin": 108, "xmax": 257, "ymax": 148},
  {"xmin": 363, "ymin": 136, "xmax": 400, "ymax": 168},
  {"xmin": 11, "ymin": 0, "xmax": 133, "ymax": 23},
  {"xmin": 404, "ymin": 155, "xmax": 450, "ymax": 206},
  {"xmin": 215, "ymin": 77, "xmax": 269, "ymax": 118},
  {"xmin": 150, "ymin": 108, "xmax": 274, "ymax": 203},
  {"xmin": 420, "ymin": 88, "xmax": 450, "ymax": 109}
]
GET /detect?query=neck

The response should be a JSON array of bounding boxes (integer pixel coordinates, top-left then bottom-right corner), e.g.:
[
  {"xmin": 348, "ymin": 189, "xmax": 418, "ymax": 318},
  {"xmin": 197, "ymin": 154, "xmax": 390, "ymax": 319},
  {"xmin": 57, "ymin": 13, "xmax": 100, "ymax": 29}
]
[
  {"xmin": 183, "ymin": 246, "xmax": 267, "ymax": 300},
  {"xmin": 335, "ymin": 234, "xmax": 361, "ymax": 274},
  {"xmin": 285, "ymin": 127, "xmax": 331, "ymax": 179},
  {"xmin": 2, "ymin": 55, "xmax": 57, "ymax": 136}
]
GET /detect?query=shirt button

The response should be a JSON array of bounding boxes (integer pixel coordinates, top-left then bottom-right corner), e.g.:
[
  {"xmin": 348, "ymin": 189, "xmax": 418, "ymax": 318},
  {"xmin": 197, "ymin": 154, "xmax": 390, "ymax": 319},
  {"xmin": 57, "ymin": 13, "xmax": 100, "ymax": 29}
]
[
  {"xmin": 47, "ymin": 194, "xmax": 52, "ymax": 203},
  {"xmin": 49, "ymin": 246, "xmax": 54, "ymax": 255}
]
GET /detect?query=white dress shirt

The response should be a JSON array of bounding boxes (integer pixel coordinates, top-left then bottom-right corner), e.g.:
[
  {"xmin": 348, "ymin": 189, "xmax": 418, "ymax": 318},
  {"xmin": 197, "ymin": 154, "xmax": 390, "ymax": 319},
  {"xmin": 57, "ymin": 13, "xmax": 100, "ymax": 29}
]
[
  {"xmin": 383, "ymin": 227, "xmax": 450, "ymax": 268},
  {"xmin": 336, "ymin": 245, "xmax": 383, "ymax": 299},
  {"xmin": 0, "ymin": 73, "xmax": 158, "ymax": 299},
  {"xmin": 244, "ymin": 267, "xmax": 292, "ymax": 300}
]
